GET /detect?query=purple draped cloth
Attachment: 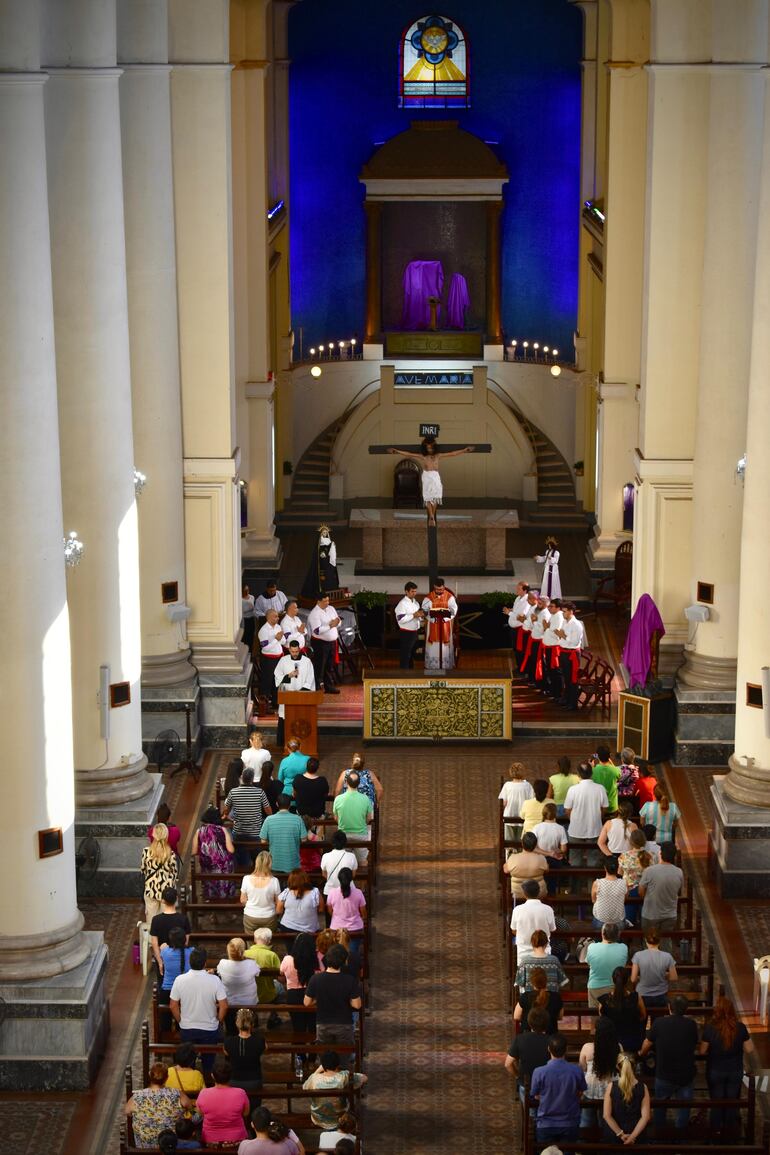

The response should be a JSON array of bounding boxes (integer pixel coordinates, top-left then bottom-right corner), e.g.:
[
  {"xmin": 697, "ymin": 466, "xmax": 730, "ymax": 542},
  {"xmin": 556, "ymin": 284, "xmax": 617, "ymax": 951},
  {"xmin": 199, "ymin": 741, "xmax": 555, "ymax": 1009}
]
[
  {"xmin": 447, "ymin": 272, "xmax": 470, "ymax": 329},
  {"xmin": 402, "ymin": 260, "xmax": 444, "ymax": 329},
  {"xmin": 621, "ymin": 593, "xmax": 666, "ymax": 688}
]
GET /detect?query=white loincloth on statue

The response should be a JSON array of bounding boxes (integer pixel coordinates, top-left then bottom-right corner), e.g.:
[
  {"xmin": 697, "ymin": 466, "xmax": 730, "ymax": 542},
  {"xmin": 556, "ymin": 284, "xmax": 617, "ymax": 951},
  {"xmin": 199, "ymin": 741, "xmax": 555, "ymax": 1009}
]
[{"xmin": 421, "ymin": 469, "xmax": 443, "ymax": 506}]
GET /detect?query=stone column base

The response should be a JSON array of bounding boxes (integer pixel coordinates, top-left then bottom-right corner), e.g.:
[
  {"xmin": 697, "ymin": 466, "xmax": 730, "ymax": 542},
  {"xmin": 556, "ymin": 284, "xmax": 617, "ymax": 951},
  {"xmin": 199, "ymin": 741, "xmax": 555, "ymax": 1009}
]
[
  {"xmin": 74, "ymin": 775, "xmax": 164, "ymax": 898},
  {"xmin": 199, "ymin": 670, "xmax": 252, "ymax": 748},
  {"xmin": 673, "ymin": 683, "xmax": 736, "ymax": 766},
  {"xmin": 0, "ymin": 912, "xmax": 90, "ymax": 983},
  {"xmin": 0, "ymin": 933, "xmax": 108, "ymax": 1090},
  {"xmin": 76, "ymin": 751, "xmax": 154, "ymax": 808},
  {"xmin": 678, "ymin": 649, "xmax": 737, "ymax": 691},
  {"xmin": 141, "ymin": 647, "xmax": 196, "ymax": 687},
  {"xmin": 710, "ymin": 774, "xmax": 770, "ymax": 897},
  {"xmin": 586, "ymin": 528, "xmax": 633, "ymax": 575},
  {"xmin": 241, "ymin": 530, "xmax": 283, "ymax": 567},
  {"xmin": 141, "ymin": 679, "xmax": 201, "ymax": 761}
]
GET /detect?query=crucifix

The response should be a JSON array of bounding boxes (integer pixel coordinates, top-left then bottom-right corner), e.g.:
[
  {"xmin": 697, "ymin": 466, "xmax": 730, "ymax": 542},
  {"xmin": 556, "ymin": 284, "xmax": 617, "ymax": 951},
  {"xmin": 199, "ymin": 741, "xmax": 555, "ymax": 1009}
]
[{"xmin": 368, "ymin": 438, "xmax": 492, "ymax": 585}]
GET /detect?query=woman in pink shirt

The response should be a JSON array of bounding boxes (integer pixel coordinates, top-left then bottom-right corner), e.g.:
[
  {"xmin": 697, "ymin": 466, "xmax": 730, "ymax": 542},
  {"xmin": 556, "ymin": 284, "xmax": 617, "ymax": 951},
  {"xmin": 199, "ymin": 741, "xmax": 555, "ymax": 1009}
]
[
  {"xmin": 196, "ymin": 1056, "xmax": 249, "ymax": 1146},
  {"xmin": 147, "ymin": 803, "xmax": 181, "ymax": 855},
  {"xmin": 325, "ymin": 868, "xmax": 366, "ymax": 970}
]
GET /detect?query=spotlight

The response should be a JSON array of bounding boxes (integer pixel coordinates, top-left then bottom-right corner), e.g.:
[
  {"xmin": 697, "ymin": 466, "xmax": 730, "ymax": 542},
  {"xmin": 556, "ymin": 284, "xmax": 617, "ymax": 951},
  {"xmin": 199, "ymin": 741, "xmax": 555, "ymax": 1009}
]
[
  {"xmin": 310, "ymin": 365, "xmax": 322, "ymax": 378},
  {"xmin": 550, "ymin": 364, "xmax": 562, "ymax": 377},
  {"xmin": 309, "ymin": 347, "xmax": 316, "ymax": 356},
  {"xmin": 319, "ymin": 344, "xmax": 325, "ymax": 353},
  {"xmin": 350, "ymin": 337, "xmax": 357, "ymax": 346},
  {"xmin": 552, "ymin": 348, "xmax": 559, "ymax": 357}
]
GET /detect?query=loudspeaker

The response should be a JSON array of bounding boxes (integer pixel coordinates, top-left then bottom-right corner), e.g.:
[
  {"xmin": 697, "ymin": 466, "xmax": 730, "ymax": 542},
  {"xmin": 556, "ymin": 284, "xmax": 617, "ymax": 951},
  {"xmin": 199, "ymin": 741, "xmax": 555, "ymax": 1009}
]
[
  {"xmin": 165, "ymin": 602, "xmax": 192, "ymax": 623},
  {"xmin": 685, "ymin": 604, "xmax": 710, "ymax": 623}
]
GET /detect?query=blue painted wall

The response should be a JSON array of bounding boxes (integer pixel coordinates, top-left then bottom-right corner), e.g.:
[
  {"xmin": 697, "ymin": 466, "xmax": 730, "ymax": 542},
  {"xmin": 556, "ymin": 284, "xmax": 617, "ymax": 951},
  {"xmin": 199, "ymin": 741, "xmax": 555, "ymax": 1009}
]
[{"xmin": 289, "ymin": 0, "xmax": 582, "ymax": 354}]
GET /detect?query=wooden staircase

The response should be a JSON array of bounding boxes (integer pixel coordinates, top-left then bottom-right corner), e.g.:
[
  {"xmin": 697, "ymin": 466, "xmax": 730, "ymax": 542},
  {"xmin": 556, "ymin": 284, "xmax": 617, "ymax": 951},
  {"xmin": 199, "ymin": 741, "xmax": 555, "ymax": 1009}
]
[{"xmin": 276, "ymin": 418, "xmax": 347, "ymax": 528}]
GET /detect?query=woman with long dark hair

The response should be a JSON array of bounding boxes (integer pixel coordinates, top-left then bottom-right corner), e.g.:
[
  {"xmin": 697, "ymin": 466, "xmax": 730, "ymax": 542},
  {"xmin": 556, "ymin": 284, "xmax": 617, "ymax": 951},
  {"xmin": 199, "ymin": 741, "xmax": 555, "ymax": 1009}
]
[
  {"xmin": 579, "ymin": 1016, "xmax": 620, "ymax": 1127},
  {"xmin": 599, "ymin": 966, "xmax": 646, "ymax": 1053},
  {"xmin": 699, "ymin": 996, "xmax": 755, "ymax": 1133},
  {"xmin": 325, "ymin": 866, "xmax": 366, "ymax": 967},
  {"xmin": 513, "ymin": 965, "xmax": 562, "ymax": 1034},
  {"xmin": 280, "ymin": 932, "xmax": 320, "ymax": 1074},
  {"xmin": 192, "ymin": 804, "xmax": 236, "ymax": 900}
]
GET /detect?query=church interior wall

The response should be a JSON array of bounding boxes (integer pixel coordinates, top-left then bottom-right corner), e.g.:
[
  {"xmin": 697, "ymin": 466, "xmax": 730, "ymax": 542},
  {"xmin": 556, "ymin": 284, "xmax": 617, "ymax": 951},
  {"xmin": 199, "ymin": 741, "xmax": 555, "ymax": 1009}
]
[{"xmin": 287, "ymin": 0, "xmax": 583, "ymax": 353}]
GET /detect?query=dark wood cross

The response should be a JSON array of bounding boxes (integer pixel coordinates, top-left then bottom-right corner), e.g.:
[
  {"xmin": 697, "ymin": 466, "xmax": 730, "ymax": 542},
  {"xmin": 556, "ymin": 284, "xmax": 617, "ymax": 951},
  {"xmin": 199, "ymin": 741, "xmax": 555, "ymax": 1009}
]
[{"xmin": 368, "ymin": 442, "xmax": 492, "ymax": 584}]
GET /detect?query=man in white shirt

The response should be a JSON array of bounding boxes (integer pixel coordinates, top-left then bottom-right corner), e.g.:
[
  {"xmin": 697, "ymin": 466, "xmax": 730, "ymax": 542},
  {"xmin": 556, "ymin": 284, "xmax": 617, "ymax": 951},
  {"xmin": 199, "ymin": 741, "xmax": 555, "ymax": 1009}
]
[
  {"xmin": 254, "ymin": 580, "xmax": 288, "ymax": 620},
  {"xmin": 169, "ymin": 948, "xmax": 228, "ymax": 1071},
  {"xmin": 258, "ymin": 609, "xmax": 284, "ymax": 709},
  {"xmin": 515, "ymin": 589, "xmax": 539, "ymax": 675},
  {"xmin": 241, "ymin": 729, "xmax": 271, "ymax": 774},
  {"xmin": 394, "ymin": 580, "xmax": 424, "ymax": 669},
  {"xmin": 307, "ymin": 595, "xmax": 341, "ymax": 694},
  {"xmin": 280, "ymin": 599, "xmax": 308, "ymax": 652},
  {"xmin": 564, "ymin": 762, "xmax": 608, "ymax": 869},
  {"xmin": 502, "ymin": 581, "xmax": 530, "ymax": 662},
  {"xmin": 541, "ymin": 598, "xmax": 564, "ymax": 699},
  {"xmin": 510, "ymin": 880, "xmax": 556, "ymax": 959},
  {"xmin": 523, "ymin": 595, "xmax": 551, "ymax": 687},
  {"xmin": 273, "ymin": 640, "xmax": 316, "ymax": 746},
  {"xmin": 556, "ymin": 602, "xmax": 585, "ymax": 711}
]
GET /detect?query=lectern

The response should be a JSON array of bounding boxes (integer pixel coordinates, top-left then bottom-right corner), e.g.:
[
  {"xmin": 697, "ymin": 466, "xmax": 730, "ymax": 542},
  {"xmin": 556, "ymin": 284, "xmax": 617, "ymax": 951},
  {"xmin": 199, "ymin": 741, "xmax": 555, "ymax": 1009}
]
[{"xmin": 278, "ymin": 690, "xmax": 325, "ymax": 757}]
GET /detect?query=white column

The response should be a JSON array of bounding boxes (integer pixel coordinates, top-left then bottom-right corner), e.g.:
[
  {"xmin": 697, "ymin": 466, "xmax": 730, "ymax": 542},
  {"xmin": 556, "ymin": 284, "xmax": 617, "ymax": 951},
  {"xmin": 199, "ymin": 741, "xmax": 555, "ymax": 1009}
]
[
  {"xmin": 171, "ymin": 55, "xmax": 247, "ymax": 671},
  {"xmin": 244, "ymin": 382, "xmax": 278, "ymax": 561},
  {"xmin": 679, "ymin": 64, "xmax": 764, "ymax": 688},
  {"xmin": 44, "ymin": 5, "xmax": 151, "ymax": 803},
  {"xmin": 724, "ymin": 68, "xmax": 770, "ymax": 807},
  {"xmin": 118, "ymin": 0, "xmax": 194, "ymax": 687},
  {"xmin": 0, "ymin": 62, "xmax": 87, "ymax": 976}
]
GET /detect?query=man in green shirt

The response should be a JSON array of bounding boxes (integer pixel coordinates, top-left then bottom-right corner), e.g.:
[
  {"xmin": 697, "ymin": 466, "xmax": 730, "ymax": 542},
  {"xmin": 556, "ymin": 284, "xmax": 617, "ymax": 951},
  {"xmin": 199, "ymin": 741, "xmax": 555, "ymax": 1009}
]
[
  {"xmin": 333, "ymin": 771, "xmax": 374, "ymax": 864},
  {"xmin": 259, "ymin": 794, "xmax": 306, "ymax": 872},
  {"xmin": 591, "ymin": 745, "xmax": 620, "ymax": 814}
]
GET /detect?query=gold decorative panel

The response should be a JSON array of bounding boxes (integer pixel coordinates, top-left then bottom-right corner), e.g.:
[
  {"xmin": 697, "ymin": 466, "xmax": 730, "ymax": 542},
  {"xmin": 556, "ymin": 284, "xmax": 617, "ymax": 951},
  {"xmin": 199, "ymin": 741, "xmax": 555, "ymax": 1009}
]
[{"xmin": 364, "ymin": 676, "xmax": 511, "ymax": 741}]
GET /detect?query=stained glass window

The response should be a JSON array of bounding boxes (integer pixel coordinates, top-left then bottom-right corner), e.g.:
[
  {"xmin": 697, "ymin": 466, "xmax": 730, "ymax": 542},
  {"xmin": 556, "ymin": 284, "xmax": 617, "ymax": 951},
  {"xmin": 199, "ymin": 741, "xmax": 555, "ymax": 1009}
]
[{"xmin": 399, "ymin": 15, "xmax": 469, "ymax": 109}]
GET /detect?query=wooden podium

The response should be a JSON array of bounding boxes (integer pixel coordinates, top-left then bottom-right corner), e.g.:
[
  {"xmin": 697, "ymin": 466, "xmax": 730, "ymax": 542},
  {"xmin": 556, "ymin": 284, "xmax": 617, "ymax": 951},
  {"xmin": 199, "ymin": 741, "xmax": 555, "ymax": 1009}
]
[{"xmin": 278, "ymin": 690, "xmax": 324, "ymax": 757}]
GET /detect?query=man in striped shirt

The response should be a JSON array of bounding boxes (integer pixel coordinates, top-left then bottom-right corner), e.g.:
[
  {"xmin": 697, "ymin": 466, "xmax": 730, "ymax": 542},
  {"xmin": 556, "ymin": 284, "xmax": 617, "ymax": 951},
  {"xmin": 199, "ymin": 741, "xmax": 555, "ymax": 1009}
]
[{"xmin": 223, "ymin": 766, "xmax": 272, "ymax": 868}]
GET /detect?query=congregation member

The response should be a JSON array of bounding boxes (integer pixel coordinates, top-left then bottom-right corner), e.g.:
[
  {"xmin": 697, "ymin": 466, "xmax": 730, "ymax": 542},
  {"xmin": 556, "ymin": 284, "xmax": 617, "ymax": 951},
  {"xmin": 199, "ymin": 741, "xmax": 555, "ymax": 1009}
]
[
  {"xmin": 257, "ymin": 609, "xmax": 284, "ymax": 711},
  {"xmin": 616, "ymin": 747, "xmax": 640, "ymax": 811},
  {"xmin": 193, "ymin": 806, "xmax": 236, "ymax": 899},
  {"xmin": 618, "ymin": 828, "xmax": 653, "ymax": 926},
  {"xmin": 513, "ymin": 966, "xmax": 563, "ymax": 1034},
  {"xmin": 599, "ymin": 967, "xmax": 646, "ymax": 1053},
  {"xmin": 304, "ymin": 943, "xmax": 362, "ymax": 1049},
  {"xmin": 602, "ymin": 1053, "xmax": 651, "ymax": 1146},
  {"xmin": 333, "ymin": 771, "xmax": 373, "ymax": 863},
  {"xmin": 158, "ymin": 928, "xmax": 193, "ymax": 1012},
  {"xmin": 638, "ymin": 841, "xmax": 683, "ymax": 941},
  {"xmin": 125, "ymin": 1062, "xmax": 191, "ymax": 1148},
  {"xmin": 307, "ymin": 594, "xmax": 342, "ymax": 694},
  {"xmin": 591, "ymin": 746, "xmax": 620, "ymax": 814},
  {"xmin": 164, "ymin": 1043, "xmax": 205, "ymax": 1101},
  {"xmin": 303, "ymin": 1051, "xmax": 367, "ymax": 1131},
  {"xmin": 504, "ymin": 831, "xmax": 548, "ymax": 900},
  {"xmin": 254, "ymin": 580, "xmax": 288, "ymax": 620},
  {"xmin": 245, "ymin": 929, "xmax": 284, "ymax": 1019},
  {"xmin": 241, "ymin": 730, "xmax": 272, "ymax": 775},
  {"xmin": 334, "ymin": 753, "xmax": 384, "ymax": 809},
  {"xmin": 273, "ymin": 643, "xmax": 316, "ymax": 746},
  {"xmin": 640, "ymin": 995, "xmax": 699, "ymax": 1130},
  {"xmin": 639, "ymin": 784, "xmax": 680, "ymax": 845},
  {"xmin": 241, "ymin": 1107, "xmax": 304, "ymax": 1154},
  {"xmin": 215, "ymin": 937, "xmax": 259, "ymax": 1012},
  {"xmin": 196, "ymin": 1057, "xmax": 250, "ymax": 1147},
  {"xmin": 276, "ymin": 870, "xmax": 324, "ymax": 935},
  {"xmin": 223, "ymin": 1008, "xmax": 265, "ymax": 1094},
  {"xmin": 533, "ymin": 804, "xmax": 568, "ymax": 894},
  {"xmin": 169, "ymin": 948, "xmax": 228, "ymax": 1072},
  {"xmin": 149, "ymin": 887, "xmax": 190, "ymax": 973},
  {"xmin": 499, "ymin": 762, "xmax": 535, "ymax": 841},
  {"xmin": 514, "ymin": 930, "xmax": 569, "ymax": 992},
  {"xmin": 630, "ymin": 928, "xmax": 677, "ymax": 1008},
  {"xmin": 510, "ymin": 880, "xmax": 556, "ymax": 959},
  {"xmin": 260, "ymin": 795, "xmax": 307, "ymax": 874},
  {"xmin": 224, "ymin": 766, "xmax": 273, "ymax": 869},
  {"xmin": 148, "ymin": 802, "xmax": 181, "ymax": 856},
  {"xmin": 321, "ymin": 831, "xmax": 359, "ymax": 895},
  {"xmin": 520, "ymin": 778, "xmax": 550, "ymax": 834},
  {"xmin": 548, "ymin": 756, "xmax": 579, "ymax": 817},
  {"xmin": 590, "ymin": 859, "xmax": 627, "ymax": 933},
  {"xmin": 505, "ymin": 1005, "xmax": 551, "ymax": 1101},
  {"xmin": 635, "ymin": 759, "xmax": 658, "ymax": 808},
  {"xmin": 394, "ymin": 580, "xmax": 424, "ymax": 669},
  {"xmin": 597, "ymin": 802, "xmax": 637, "ymax": 857},
  {"xmin": 643, "ymin": 824, "xmax": 662, "ymax": 863},
  {"xmin": 578, "ymin": 1017, "xmax": 620, "ymax": 1129},
  {"xmin": 293, "ymin": 755, "xmax": 330, "ymax": 819},
  {"xmin": 564, "ymin": 762, "xmax": 608, "ymax": 869},
  {"xmin": 240, "ymin": 850, "xmax": 281, "ymax": 934},
  {"xmin": 141, "ymin": 824, "xmax": 178, "ymax": 924},
  {"xmin": 277, "ymin": 739, "xmax": 310, "ymax": 796},
  {"xmin": 585, "ymin": 923, "xmax": 628, "ymax": 1007},
  {"xmin": 699, "ymin": 996, "xmax": 755, "ymax": 1134},
  {"xmin": 529, "ymin": 1033, "xmax": 586, "ymax": 1150}
]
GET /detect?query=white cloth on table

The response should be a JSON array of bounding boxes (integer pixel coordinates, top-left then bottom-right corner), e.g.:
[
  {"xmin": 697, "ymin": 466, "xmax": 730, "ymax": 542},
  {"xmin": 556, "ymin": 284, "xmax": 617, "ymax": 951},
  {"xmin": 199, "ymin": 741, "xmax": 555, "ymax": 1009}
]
[{"xmin": 421, "ymin": 469, "xmax": 443, "ymax": 506}]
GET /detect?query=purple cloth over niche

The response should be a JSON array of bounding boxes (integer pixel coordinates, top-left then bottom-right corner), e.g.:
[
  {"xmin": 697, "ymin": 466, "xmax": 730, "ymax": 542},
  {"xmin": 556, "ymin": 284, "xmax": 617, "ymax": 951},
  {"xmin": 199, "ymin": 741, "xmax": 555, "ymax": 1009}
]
[
  {"xmin": 402, "ymin": 260, "xmax": 444, "ymax": 329},
  {"xmin": 621, "ymin": 593, "xmax": 666, "ymax": 688},
  {"xmin": 447, "ymin": 272, "xmax": 470, "ymax": 329}
]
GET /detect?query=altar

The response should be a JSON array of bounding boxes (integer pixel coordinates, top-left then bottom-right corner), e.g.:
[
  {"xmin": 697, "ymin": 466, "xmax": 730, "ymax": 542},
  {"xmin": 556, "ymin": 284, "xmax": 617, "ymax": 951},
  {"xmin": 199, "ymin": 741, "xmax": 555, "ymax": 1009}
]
[
  {"xmin": 350, "ymin": 507, "xmax": 518, "ymax": 574},
  {"xmin": 363, "ymin": 669, "xmax": 512, "ymax": 742}
]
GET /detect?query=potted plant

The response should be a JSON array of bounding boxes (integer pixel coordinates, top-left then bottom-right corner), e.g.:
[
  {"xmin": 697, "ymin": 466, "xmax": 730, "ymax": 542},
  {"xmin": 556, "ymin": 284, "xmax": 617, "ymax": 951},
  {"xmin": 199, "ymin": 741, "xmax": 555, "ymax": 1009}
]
[{"xmin": 351, "ymin": 588, "xmax": 389, "ymax": 647}]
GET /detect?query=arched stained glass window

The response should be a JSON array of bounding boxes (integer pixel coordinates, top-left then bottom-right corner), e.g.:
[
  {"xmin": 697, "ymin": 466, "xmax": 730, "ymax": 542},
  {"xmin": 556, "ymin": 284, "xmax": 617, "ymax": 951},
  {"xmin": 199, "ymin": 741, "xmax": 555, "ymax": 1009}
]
[{"xmin": 399, "ymin": 15, "xmax": 469, "ymax": 109}]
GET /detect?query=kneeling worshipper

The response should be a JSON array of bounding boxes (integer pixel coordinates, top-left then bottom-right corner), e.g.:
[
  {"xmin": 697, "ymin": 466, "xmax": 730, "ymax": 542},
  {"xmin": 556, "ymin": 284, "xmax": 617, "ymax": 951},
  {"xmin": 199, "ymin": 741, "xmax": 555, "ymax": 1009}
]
[{"xmin": 274, "ymin": 640, "xmax": 316, "ymax": 747}]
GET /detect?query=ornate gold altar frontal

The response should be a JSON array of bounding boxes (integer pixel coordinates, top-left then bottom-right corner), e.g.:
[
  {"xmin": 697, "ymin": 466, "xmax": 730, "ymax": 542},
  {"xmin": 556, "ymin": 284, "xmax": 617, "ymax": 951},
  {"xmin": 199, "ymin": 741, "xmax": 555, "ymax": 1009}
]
[{"xmin": 363, "ymin": 672, "xmax": 511, "ymax": 742}]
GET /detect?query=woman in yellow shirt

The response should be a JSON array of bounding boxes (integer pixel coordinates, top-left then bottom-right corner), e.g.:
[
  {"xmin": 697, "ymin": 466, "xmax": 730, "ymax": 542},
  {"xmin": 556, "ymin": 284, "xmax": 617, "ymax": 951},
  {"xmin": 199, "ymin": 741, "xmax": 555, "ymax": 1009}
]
[
  {"xmin": 520, "ymin": 779, "xmax": 550, "ymax": 835},
  {"xmin": 548, "ymin": 755, "xmax": 580, "ymax": 817},
  {"xmin": 164, "ymin": 1043, "xmax": 205, "ymax": 1106}
]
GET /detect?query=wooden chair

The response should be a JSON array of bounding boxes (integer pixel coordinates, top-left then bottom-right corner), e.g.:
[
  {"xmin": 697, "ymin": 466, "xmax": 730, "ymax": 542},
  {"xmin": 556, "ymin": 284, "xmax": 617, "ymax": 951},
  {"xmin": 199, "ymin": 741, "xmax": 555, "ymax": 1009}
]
[
  {"xmin": 393, "ymin": 458, "xmax": 421, "ymax": 507},
  {"xmin": 593, "ymin": 539, "xmax": 633, "ymax": 615}
]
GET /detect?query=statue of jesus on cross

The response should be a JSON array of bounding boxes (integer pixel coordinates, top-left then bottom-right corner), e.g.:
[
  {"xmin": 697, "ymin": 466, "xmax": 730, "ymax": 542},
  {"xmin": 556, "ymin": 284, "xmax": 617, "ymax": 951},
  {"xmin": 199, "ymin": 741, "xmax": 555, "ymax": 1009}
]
[{"xmin": 388, "ymin": 436, "xmax": 475, "ymax": 525}]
